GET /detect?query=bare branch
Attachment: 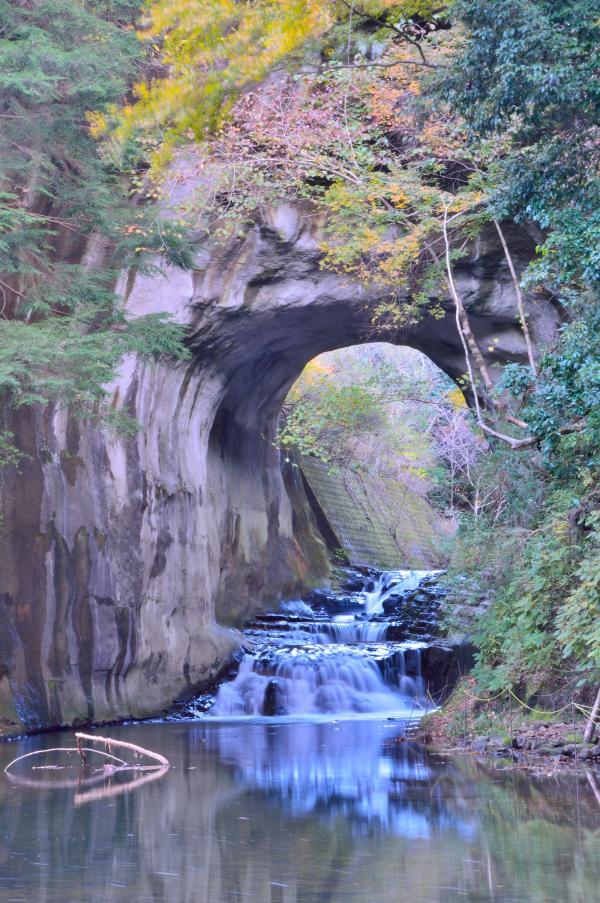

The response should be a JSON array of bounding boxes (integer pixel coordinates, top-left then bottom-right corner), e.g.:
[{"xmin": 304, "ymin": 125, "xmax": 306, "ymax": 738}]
[
  {"xmin": 442, "ymin": 204, "xmax": 538, "ymax": 451},
  {"xmin": 493, "ymin": 219, "xmax": 537, "ymax": 376},
  {"xmin": 75, "ymin": 732, "xmax": 170, "ymax": 768}
]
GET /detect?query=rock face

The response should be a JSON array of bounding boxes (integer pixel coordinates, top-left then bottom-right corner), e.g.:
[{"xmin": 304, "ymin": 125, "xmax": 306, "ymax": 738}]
[
  {"xmin": 0, "ymin": 200, "xmax": 560, "ymax": 731},
  {"xmin": 420, "ymin": 641, "xmax": 477, "ymax": 699}
]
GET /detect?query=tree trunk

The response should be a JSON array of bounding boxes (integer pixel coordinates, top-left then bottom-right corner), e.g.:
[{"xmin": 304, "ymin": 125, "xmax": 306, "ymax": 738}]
[{"xmin": 583, "ymin": 686, "xmax": 600, "ymax": 744}]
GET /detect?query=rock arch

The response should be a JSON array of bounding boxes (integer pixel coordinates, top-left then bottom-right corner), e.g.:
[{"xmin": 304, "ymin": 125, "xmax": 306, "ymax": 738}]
[{"xmin": 0, "ymin": 205, "xmax": 559, "ymax": 730}]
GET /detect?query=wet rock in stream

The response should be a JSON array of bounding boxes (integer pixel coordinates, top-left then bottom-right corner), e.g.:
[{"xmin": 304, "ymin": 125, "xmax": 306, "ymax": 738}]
[{"xmin": 262, "ymin": 679, "xmax": 287, "ymax": 716}]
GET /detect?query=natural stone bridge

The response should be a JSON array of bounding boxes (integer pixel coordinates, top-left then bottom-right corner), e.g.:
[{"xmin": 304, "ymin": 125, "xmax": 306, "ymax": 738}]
[{"xmin": 0, "ymin": 200, "xmax": 559, "ymax": 731}]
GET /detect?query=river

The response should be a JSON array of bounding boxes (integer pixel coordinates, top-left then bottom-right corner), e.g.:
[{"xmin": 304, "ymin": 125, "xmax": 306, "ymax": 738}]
[{"xmin": 1, "ymin": 571, "xmax": 599, "ymax": 902}]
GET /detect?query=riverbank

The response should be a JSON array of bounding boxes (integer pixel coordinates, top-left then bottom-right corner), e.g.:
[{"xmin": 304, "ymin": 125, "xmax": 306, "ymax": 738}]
[{"xmin": 417, "ymin": 677, "xmax": 600, "ymax": 770}]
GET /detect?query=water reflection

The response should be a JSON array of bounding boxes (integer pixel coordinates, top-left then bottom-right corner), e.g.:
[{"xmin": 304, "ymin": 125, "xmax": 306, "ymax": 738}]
[
  {"xmin": 206, "ymin": 720, "xmax": 474, "ymax": 839},
  {"xmin": 0, "ymin": 721, "xmax": 599, "ymax": 903}
]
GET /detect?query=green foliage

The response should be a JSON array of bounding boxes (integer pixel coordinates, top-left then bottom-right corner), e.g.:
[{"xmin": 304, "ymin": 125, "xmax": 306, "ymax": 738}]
[
  {"xmin": 445, "ymin": 0, "xmax": 600, "ymax": 292},
  {"xmin": 501, "ymin": 300, "xmax": 600, "ymax": 472},
  {"xmin": 447, "ymin": 296, "xmax": 600, "ymax": 691},
  {"xmin": 473, "ymin": 518, "xmax": 574, "ymax": 692},
  {"xmin": 467, "ymin": 300, "xmax": 600, "ymax": 692},
  {"xmin": 278, "ymin": 345, "xmax": 464, "ymax": 511},
  {"xmin": 0, "ymin": 432, "xmax": 25, "ymax": 472},
  {"xmin": 432, "ymin": 0, "xmax": 600, "ymax": 696},
  {"xmin": 110, "ymin": 0, "xmax": 446, "ymax": 160},
  {"xmin": 0, "ymin": 0, "xmax": 141, "ymax": 234},
  {"xmin": 447, "ymin": 470, "xmax": 600, "ymax": 692},
  {"xmin": 0, "ymin": 1, "xmax": 191, "ymax": 456},
  {"xmin": 555, "ymin": 517, "xmax": 600, "ymax": 675},
  {"xmin": 280, "ymin": 382, "xmax": 380, "ymax": 462},
  {"xmin": 485, "ymin": 556, "xmax": 586, "ymax": 689},
  {"xmin": 0, "ymin": 309, "xmax": 188, "ymax": 411},
  {"xmin": 278, "ymin": 356, "xmax": 389, "ymax": 465}
]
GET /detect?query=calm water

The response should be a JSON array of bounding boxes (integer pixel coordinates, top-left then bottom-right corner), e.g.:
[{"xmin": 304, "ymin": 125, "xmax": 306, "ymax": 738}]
[{"xmin": 1, "ymin": 719, "xmax": 599, "ymax": 903}]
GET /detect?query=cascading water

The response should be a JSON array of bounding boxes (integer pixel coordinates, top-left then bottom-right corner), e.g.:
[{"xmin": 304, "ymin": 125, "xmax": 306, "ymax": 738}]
[
  {"xmin": 360, "ymin": 569, "xmax": 443, "ymax": 615},
  {"xmin": 202, "ymin": 568, "xmax": 445, "ymax": 720},
  {"xmin": 304, "ymin": 617, "xmax": 388, "ymax": 644}
]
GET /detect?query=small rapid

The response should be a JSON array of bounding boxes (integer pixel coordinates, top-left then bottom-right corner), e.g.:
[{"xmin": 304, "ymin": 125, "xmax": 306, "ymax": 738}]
[{"xmin": 199, "ymin": 568, "xmax": 445, "ymax": 720}]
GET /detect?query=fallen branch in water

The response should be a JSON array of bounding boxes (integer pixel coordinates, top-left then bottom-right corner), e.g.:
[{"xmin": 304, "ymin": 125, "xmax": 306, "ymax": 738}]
[
  {"xmin": 74, "ymin": 732, "xmax": 170, "ymax": 768},
  {"xmin": 4, "ymin": 733, "xmax": 170, "ymax": 780},
  {"xmin": 74, "ymin": 764, "xmax": 169, "ymax": 806}
]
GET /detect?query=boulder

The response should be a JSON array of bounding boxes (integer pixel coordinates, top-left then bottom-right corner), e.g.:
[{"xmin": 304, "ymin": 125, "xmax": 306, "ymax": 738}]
[{"xmin": 421, "ymin": 640, "xmax": 477, "ymax": 699}]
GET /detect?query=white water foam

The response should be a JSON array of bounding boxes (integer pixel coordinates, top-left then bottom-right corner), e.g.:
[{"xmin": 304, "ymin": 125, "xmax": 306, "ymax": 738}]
[
  {"xmin": 210, "ymin": 644, "xmax": 426, "ymax": 718},
  {"xmin": 305, "ymin": 617, "xmax": 388, "ymax": 645}
]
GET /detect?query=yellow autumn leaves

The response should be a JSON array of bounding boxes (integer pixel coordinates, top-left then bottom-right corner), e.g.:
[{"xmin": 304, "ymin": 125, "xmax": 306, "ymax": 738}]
[
  {"xmin": 95, "ymin": 0, "xmax": 447, "ymax": 168},
  {"xmin": 103, "ymin": 0, "xmax": 331, "ymax": 164}
]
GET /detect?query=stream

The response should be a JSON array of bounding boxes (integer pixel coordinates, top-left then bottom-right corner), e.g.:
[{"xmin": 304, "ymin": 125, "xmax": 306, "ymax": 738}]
[{"xmin": 1, "ymin": 570, "xmax": 599, "ymax": 902}]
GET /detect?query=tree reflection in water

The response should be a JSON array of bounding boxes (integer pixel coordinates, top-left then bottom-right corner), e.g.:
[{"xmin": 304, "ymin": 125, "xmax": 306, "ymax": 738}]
[{"xmin": 0, "ymin": 720, "xmax": 599, "ymax": 903}]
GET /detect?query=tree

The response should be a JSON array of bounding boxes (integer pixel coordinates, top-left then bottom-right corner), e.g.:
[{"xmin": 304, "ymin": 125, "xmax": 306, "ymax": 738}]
[
  {"xmin": 0, "ymin": 0, "xmax": 191, "ymax": 462},
  {"xmin": 109, "ymin": 0, "xmax": 447, "ymax": 160},
  {"xmin": 445, "ymin": 0, "xmax": 599, "ymax": 294}
]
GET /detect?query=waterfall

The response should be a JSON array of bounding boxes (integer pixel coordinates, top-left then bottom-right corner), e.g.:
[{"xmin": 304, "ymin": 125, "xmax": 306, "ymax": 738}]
[
  {"xmin": 205, "ymin": 568, "xmax": 443, "ymax": 720},
  {"xmin": 305, "ymin": 618, "xmax": 388, "ymax": 644}
]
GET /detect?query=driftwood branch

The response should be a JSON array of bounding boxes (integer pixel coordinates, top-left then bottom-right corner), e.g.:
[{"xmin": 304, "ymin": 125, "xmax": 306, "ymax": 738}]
[
  {"xmin": 4, "ymin": 747, "xmax": 127, "ymax": 774},
  {"xmin": 5, "ymin": 733, "xmax": 169, "ymax": 780},
  {"xmin": 74, "ymin": 732, "xmax": 170, "ymax": 768},
  {"xmin": 6, "ymin": 759, "xmax": 169, "ymax": 802},
  {"xmin": 4, "ymin": 732, "xmax": 170, "ymax": 807}
]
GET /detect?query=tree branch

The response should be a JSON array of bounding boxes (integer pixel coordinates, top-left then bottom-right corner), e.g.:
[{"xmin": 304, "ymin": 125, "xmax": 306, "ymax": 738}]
[{"xmin": 493, "ymin": 219, "xmax": 537, "ymax": 376}]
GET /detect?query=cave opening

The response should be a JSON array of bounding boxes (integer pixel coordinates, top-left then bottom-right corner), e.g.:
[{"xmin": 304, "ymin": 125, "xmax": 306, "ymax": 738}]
[{"xmin": 200, "ymin": 340, "xmax": 474, "ymax": 722}]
